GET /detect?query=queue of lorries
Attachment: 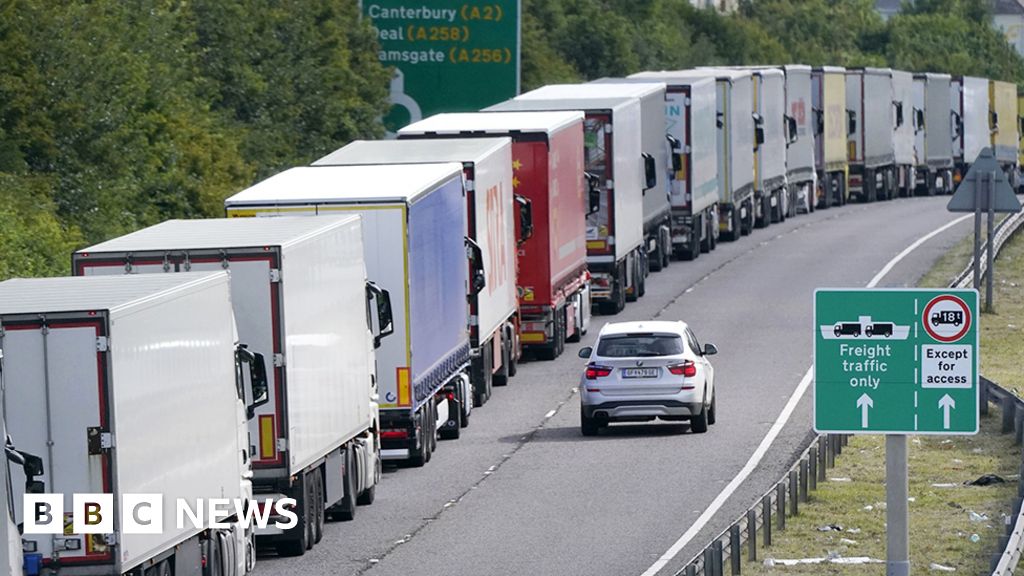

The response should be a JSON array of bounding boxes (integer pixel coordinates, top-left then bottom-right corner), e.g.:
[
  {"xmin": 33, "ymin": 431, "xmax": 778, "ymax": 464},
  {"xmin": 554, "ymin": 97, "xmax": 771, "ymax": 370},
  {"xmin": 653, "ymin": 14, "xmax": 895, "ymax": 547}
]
[{"xmin": 0, "ymin": 65, "xmax": 1019, "ymax": 576}]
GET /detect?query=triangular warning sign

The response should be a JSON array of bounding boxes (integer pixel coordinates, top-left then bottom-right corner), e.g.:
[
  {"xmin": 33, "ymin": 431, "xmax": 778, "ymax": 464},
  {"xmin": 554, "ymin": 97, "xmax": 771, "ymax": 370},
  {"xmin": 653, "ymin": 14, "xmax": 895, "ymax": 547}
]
[{"xmin": 947, "ymin": 148, "xmax": 1022, "ymax": 213}]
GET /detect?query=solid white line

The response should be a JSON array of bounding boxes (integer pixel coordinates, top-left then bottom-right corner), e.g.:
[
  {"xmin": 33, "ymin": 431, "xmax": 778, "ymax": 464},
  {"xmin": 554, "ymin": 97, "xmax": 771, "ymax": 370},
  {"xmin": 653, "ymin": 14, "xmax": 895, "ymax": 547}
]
[
  {"xmin": 640, "ymin": 212, "xmax": 972, "ymax": 576},
  {"xmin": 545, "ymin": 409, "xmax": 557, "ymax": 419}
]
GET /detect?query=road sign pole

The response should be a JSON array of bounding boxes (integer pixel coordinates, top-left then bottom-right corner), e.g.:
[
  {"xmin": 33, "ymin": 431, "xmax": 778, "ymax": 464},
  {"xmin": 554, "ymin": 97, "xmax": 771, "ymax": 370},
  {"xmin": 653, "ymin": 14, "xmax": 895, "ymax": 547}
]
[
  {"xmin": 973, "ymin": 173, "xmax": 983, "ymax": 291},
  {"xmin": 886, "ymin": 434, "xmax": 910, "ymax": 576},
  {"xmin": 986, "ymin": 172, "xmax": 995, "ymax": 313}
]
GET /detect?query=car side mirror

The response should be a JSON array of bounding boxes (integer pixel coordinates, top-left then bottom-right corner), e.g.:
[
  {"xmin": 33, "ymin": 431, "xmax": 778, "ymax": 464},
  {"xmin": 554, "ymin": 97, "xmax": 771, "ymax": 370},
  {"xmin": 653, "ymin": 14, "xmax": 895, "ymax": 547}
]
[
  {"xmin": 585, "ymin": 172, "xmax": 601, "ymax": 215},
  {"xmin": 578, "ymin": 346, "xmax": 593, "ymax": 358},
  {"xmin": 515, "ymin": 194, "xmax": 533, "ymax": 245},
  {"xmin": 642, "ymin": 153, "xmax": 657, "ymax": 191},
  {"xmin": 703, "ymin": 343, "xmax": 718, "ymax": 356}
]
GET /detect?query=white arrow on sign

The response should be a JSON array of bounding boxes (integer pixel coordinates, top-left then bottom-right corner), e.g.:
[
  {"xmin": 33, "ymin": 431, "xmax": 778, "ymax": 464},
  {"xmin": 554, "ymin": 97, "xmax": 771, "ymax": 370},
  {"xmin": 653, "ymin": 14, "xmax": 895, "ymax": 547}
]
[
  {"xmin": 857, "ymin": 393, "xmax": 873, "ymax": 428},
  {"xmin": 939, "ymin": 394, "xmax": 956, "ymax": 430}
]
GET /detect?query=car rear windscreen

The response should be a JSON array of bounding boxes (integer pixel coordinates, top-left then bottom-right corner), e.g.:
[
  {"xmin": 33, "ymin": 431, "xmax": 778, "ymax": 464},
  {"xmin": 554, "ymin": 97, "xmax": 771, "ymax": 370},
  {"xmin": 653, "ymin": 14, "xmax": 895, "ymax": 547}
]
[{"xmin": 596, "ymin": 334, "xmax": 684, "ymax": 357}]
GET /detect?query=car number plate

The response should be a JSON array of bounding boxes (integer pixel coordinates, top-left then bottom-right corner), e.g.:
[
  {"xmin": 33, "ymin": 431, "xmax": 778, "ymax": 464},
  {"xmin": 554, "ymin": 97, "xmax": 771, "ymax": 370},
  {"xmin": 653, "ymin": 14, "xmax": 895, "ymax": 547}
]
[{"xmin": 622, "ymin": 368, "xmax": 659, "ymax": 379}]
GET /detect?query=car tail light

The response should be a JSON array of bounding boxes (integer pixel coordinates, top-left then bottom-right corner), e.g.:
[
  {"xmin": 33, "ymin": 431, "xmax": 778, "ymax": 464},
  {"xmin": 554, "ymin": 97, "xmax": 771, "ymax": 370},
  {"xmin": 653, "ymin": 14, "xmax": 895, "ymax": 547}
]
[
  {"xmin": 667, "ymin": 361, "xmax": 697, "ymax": 378},
  {"xmin": 381, "ymin": 429, "xmax": 409, "ymax": 440},
  {"xmin": 585, "ymin": 364, "xmax": 613, "ymax": 380}
]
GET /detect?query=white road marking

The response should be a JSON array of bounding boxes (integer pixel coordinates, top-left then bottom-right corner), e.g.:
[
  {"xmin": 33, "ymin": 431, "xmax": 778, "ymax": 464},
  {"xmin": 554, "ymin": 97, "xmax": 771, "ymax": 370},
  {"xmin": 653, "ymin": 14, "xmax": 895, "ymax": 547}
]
[
  {"xmin": 545, "ymin": 409, "xmax": 557, "ymax": 419},
  {"xmin": 641, "ymin": 213, "xmax": 973, "ymax": 576}
]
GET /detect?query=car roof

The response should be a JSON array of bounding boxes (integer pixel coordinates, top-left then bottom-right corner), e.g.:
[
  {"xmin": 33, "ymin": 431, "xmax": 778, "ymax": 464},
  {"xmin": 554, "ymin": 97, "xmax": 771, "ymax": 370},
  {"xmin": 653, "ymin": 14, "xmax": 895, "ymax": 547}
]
[{"xmin": 597, "ymin": 320, "xmax": 688, "ymax": 337}]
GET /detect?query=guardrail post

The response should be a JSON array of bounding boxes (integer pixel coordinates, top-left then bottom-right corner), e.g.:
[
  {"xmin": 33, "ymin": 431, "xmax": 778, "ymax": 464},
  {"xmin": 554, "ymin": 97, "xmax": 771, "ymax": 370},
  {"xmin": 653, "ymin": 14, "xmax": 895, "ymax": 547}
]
[
  {"xmin": 777, "ymin": 483, "xmax": 786, "ymax": 530},
  {"xmin": 809, "ymin": 446, "xmax": 818, "ymax": 491},
  {"xmin": 730, "ymin": 525, "xmax": 741, "ymax": 575},
  {"xmin": 789, "ymin": 470, "xmax": 799, "ymax": 516},
  {"xmin": 703, "ymin": 548, "xmax": 714, "ymax": 576},
  {"xmin": 1003, "ymin": 395, "xmax": 1016, "ymax": 434},
  {"xmin": 826, "ymin": 435, "xmax": 835, "ymax": 468},
  {"xmin": 980, "ymin": 378, "xmax": 990, "ymax": 416},
  {"xmin": 818, "ymin": 437, "xmax": 827, "ymax": 481},
  {"xmin": 799, "ymin": 458, "xmax": 809, "ymax": 502},
  {"xmin": 1015, "ymin": 411, "xmax": 1024, "ymax": 445},
  {"xmin": 684, "ymin": 565, "xmax": 696, "ymax": 576},
  {"xmin": 841, "ymin": 434, "xmax": 848, "ymax": 447},
  {"xmin": 762, "ymin": 495, "xmax": 772, "ymax": 547},
  {"xmin": 713, "ymin": 539, "xmax": 724, "ymax": 576},
  {"xmin": 747, "ymin": 509, "xmax": 757, "ymax": 562}
]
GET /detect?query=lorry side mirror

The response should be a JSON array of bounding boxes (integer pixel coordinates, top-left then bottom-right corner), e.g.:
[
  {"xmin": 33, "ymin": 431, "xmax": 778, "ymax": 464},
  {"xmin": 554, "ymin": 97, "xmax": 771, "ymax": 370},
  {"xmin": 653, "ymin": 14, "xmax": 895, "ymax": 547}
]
[
  {"xmin": 245, "ymin": 351, "xmax": 269, "ymax": 419},
  {"xmin": 515, "ymin": 194, "xmax": 533, "ymax": 245},
  {"xmin": 847, "ymin": 110, "xmax": 857, "ymax": 136},
  {"xmin": 752, "ymin": 113, "xmax": 765, "ymax": 147},
  {"xmin": 464, "ymin": 237, "xmax": 486, "ymax": 295},
  {"xmin": 1019, "ymin": 116, "xmax": 1024, "ymax": 135},
  {"xmin": 26, "ymin": 480, "xmax": 46, "ymax": 494},
  {"xmin": 366, "ymin": 281, "xmax": 394, "ymax": 348},
  {"xmin": 21, "ymin": 452, "xmax": 44, "ymax": 478},
  {"xmin": 785, "ymin": 115, "xmax": 798, "ymax": 145},
  {"xmin": 716, "ymin": 112, "xmax": 724, "ymax": 129},
  {"xmin": 585, "ymin": 172, "xmax": 601, "ymax": 215},
  {"xmin": 915, "ymin": 109, "xmax": 925, "ymax": 132},
  {"xmin": 991, "ymin": 111, "xmax": 999, "ymax": 134},
  {"xmin": 642, "ymin": 153, "xmax": 657, "ymax": 191},
  {"xmin": 951, "ymin": 110, "xmax": 963, "ymax": 138},
  {"xmin": 666, "ymin": 134, "xmax": 683, "ymax": 173},
  {"xmin": 894, "ymin": 102, "xmax": 904, "ymax": 127},
  {"xmin": 814, "ymin": 108, "xmax": 824, "ymax": 136}
]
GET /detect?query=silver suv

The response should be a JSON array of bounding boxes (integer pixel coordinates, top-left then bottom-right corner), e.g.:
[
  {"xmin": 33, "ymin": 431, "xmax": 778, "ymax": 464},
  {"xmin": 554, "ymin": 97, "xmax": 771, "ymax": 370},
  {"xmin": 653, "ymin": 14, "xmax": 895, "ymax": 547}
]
[{"xmin": 577, "ymin": 321, "xmax": 717, "ymax": 436}]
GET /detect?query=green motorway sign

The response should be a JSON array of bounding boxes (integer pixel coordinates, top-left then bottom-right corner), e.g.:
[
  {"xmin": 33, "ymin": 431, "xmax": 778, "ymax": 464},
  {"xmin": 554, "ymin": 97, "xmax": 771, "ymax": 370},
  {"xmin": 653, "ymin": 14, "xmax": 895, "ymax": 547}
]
[
  {"xmin": 362, "ymin": 1, "xmax": 521, "ymax": 134},
  {"xmin": 814, "ymin": 289, "xmax": 979, "ymax": 435}
]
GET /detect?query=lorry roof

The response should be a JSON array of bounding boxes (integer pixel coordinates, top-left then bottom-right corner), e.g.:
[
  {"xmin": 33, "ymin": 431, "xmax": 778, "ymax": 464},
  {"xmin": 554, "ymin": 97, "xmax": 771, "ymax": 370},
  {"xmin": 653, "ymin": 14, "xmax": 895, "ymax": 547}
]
[
  {"xmin": 78, "ymin": 215, "xmax": 360, "ymax": 253},
  {"xmin": 487, "ymin": 96, "xmax": 635, "ymax": 113},
  {"xmin": 626, "ymin": 71, "xmax": 716, "ymax": 89},
  {"xmin": 812, "ymin": 66, "xmax": 846, "ymax": 73},
  {"xmin": 632, "ymin": 69, "xmax": 749, "ymax": 83},
  {"xmin": 314, "ymin": 138, "xmax": 510, "ymax": 167},
  {"xmin": 399, "ymin": 111, "xmax": 583, "ymax": 136},
  {"xmin": 914, "ymin": 72, "xmax": 952, "ymax": 80},
  {"xmin": 703, "ymin": 66, "xmax": 783, "ymax": 79},
  {"xmin": 0, "ymin": 273, "xmax": 225, "ymax": 316},
  {"xmin": 521, "ymin": 82, "xmax": 666, "ymax": 100},
  {"xmin": 846, "ymin": 67, "xmax": 893, "ymax": 76},
  {"xmin": 225, "ymin": 163, "xmax": 463, "ymax": 206}
]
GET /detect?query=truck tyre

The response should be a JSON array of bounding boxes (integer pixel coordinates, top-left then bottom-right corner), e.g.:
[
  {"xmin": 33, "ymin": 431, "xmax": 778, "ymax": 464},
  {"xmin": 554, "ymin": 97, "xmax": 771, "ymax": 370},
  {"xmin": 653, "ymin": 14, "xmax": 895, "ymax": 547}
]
[
  {"xmin": 312, "ymin": 470, "xmax": 325, "ymax": 542},
  {"xmin": 625, "ymin": 258, "xmax": 639, "ymax": 303},
  {"xmin": 336, "ymin": 450, "xmax": 357, "ymax": 521},
  {"xmin": 357, "ymin": 484, "xmax": 375, "ymax": 506},
  {"xmin": 427, "ymin": 400, "xmax": 437, "ymax": 457},
  {"xmin": 439, "ymin": 398, "xmax": 461, "ymax": 440},
  {"xmin": 636, "ymin": 255, "xmax": 646, "ymax": 298},
  {"xmin": 649, "ymin": 235, "xmax": 664, "ymax": 272},
  {"xmin": 493, "ymin": 334, "xmax": 510, "ymax": 386},
  {"xmin": 276, "ymin": 478, "xmax": 310, "ymax": 556},
  {"xmin": 690, "ymin": 392, "xmax": 709, "ymax": 434},
  {"xmin": 661, "ymin": 228, "xmax": 672, "ymax": 268},
  {"xmin": 408, "ymin": 410, "xmax": 429, "ymax": 468},
  {"xmin": 581, "ymin": 408, "xmax": 599, "ymax": 436},
  {"xmin": 708, "ymin": 215, "xmax": 717, "ymax": 251},
  {"xmin": 682, "ymin": 224, "xmax": 700, "ymax": 261},
  {"xmin": 507, "ymin": 326, "xmax": 519, "ymax": 377},
  {"xmin": 566, "ymin": 298, "xmax": 583, "ymax": 343},
  {"xmin": 741, "ymin": 201, "xmax": 754, "ymax": 236}
]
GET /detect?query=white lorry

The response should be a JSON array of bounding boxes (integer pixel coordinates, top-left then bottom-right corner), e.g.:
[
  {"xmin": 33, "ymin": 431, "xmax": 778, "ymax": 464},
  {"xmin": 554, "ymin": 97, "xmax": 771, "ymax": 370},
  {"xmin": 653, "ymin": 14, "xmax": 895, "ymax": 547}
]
[
  {"xmin": 0, "ymin": 400, "xmax": 45, "ymax": 576},
  {"xmin": 0, "ymin": 273, "xmax": 262, "ymax": 575},
  {"xmin": 912, "ymin": 73, "xmax": 954, "ymax": 195},
  {"xmin": 224, "ymin": 164, "xmax": 471, "ymax": 466},
  {"xmin": 747, "ymin": 68, "xmax": 788, "ymax": 225},
  {"xmin": 625, "ymin": 72, "xmax": 720, "ymax": 258},
  {"xmin": 846, "ymin": 68, "xmax": 897, "ymax": 202},
  {"xmin": 484, "ymin": 86, "xmax": 650, "ymax": 313},
  {"xmin": 74, "ymin": 216, "xmax": 385, "ymax": 556},
  {"xmin": 951, "ymin": 76, "xmax": 990, "ymax": 182},
  {"xmin": 313, "ymin": 138, "xmax": 523, "ymax": 408},
  {"xmin": 777, "ymin": 65, "xmax": 817, "ymax": 215},
  {"xmin": 892, "ymin": 70, "xmax": 916, "ymax": 197}
]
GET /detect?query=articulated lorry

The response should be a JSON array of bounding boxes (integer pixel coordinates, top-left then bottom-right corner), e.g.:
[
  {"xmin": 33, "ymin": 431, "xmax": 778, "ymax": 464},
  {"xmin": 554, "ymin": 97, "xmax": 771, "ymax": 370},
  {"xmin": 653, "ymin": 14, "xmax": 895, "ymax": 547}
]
[
  {"xmin": 951, "ymin": 76, "xmax": 990, "ymax": 181},
  {"xmin": 846, "ymin": 68, "xmax": 896, "ymax": 202},
  {"xmin": 313, "ymin": 138, "xmax": 524, "ymax": 407},
  {"xmin": 0, "ymin": 273, "xmax": 262, "ymax": 575},
  {"xmin": 747, "ymin": 68, "xmax": 788, "ymax": 224},
  {"xmin": 626, "ymin": 72, "xmax": 720, "ymax": 258},
  {"xmin": 74, "ymin": 216, "xmax": 385, "ymax": 556},
  {"xmin": 892, "ymin": 70, "xmax": 916, "ymax": 197},
  {"xmin": 989, "ymin": 80, "xmax": 1019, "ymax": 179},
  {"xmin": 911, "ymin": 73, "xmax": 954, "ymax": 195},
  {"xmin": 225, "ymin": 164, "xmax": 470, "ymax": 466},
  {"xmin": 775, "ymin": 65, "xmax": 816, "ymax": 215},
  {"xmin": 399, "ymin": 112, "xmax": 591, "ymax": 360},
  {"xmin": 812, "ymin": 66, "xmax": 848, "ymax": 208},
  {"xmin": 484, "ymin": 86, "xmax": 650, "ymax": 312}
]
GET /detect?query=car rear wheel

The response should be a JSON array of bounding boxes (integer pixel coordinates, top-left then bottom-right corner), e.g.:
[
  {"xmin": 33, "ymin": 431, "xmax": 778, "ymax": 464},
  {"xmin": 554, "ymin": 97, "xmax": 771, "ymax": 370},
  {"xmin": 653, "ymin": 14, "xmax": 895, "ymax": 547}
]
[
  {"xmin": 708, "ymin": 391, "xmax": 717, "ymax": 425},
  {"xmin": 691, "ymin": 393, "xmax": 709, "ymax": 434},
  {"xmin": 581, "ymin": 409, "xmax": 599, "ymax": 436}
]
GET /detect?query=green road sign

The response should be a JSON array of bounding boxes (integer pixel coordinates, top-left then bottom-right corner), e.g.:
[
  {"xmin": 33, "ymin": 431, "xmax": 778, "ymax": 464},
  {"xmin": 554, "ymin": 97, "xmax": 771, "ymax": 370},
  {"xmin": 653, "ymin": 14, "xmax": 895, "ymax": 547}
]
[
  {"xmin": 362, "ymin": 1, "xmax": 521, "ymax": 134},
  {"xmin": 814, "ymin": 289, "xmax": 979, "ymax": 435}
]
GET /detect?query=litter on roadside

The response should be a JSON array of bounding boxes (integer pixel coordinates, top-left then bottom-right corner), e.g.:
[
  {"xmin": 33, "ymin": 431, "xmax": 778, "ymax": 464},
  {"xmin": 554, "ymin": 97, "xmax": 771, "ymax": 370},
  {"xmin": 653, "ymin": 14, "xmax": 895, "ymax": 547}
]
[
  {"xmin": 839, "ymin": 538, "xmax": 858, "ymax": 545},
  {"xmin": 830, "ymin": 477, "xmax": 852, "ymax": 482},
  {"xmin": 765, "ymin": 556, "xmax": 883, "ymax": 566},
  {"xmin": 847, "ymin": 528, "xmax": 861, "ymax": 534},
  {"xmin": 817, "ymin": 524, "xmax": 843, "ymax": 532},
  {"xmin": 966, "ymin": 474, "xmax": 1005, "ymax": 486},
  {"xmin": 931, "ymin": 483, "xmax": 958, "ymax": 488},
  {"xmin": 968, "ymin": 511, "xmax": 989, "ymax": 522},
  {"xmin": 929, "ymin": 562, "xmax": 956, "ymax": 572}
]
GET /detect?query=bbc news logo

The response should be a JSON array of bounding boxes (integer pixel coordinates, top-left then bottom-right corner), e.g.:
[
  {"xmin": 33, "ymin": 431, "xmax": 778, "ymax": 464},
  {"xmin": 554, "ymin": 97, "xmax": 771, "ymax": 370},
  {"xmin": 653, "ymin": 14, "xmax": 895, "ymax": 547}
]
[{"xmin": 23, "ymin": 494, "xmax": 298, "ymax": 534}]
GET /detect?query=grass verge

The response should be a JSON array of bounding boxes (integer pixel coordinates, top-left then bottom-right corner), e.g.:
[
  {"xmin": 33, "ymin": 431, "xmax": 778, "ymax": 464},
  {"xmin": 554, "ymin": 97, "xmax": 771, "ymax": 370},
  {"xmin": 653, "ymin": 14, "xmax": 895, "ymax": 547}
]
[{"xmin": 741, "ymin": 226, "xmax": 1024, "ymax": 575}]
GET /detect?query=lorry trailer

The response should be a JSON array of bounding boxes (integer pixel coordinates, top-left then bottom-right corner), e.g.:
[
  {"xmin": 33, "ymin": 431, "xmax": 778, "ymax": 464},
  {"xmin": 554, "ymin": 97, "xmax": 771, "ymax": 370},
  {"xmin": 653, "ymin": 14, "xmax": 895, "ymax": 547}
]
[
  {"xmin": 74, "ymin": 216, "xmax": 385, "ymax": 555},
  {"xmin": 989, "ymin": 80, "xmax": 1019, "ymax": 177},
  {"xmin": 0, "ymin": 273, "xmax": 260, "ymax": 575},
  {"xmin": 812, "ymin": 66, "xmax": 849, "ymax": 208},
  {"xmin": 911, "ymin": 73, "xmax": 954, "ymax": 195},
  {"xmin": 778, "ymin": 65, "xmax": 816, "ymax": 215},
  {"xmin": 484, "ymin": 86, "xmax": 649, "ymax": 312},
  {"xmin": 846, "ymin": 67, "xmax": 897, "ymax": 202},
  {"xmin": 892, "ymin": 70, "xmax": 916, "ymax": 197},
  {"xmin": 398, "ymin": 112, "xmax": 591, "ymax": 360},
  {"xmin": 745, "ymin": 68, "xmax": 788, "ymax": 225},
  {"xmin": 951, "ymin": 76, "xmax": 990, "ymax": 182},
  {"xmin": 625, "ymin": 72, "xmax": 720, "ymax": 257},
  {"xmin": 224, "ymin": 164, "xmax": 471, "ymax": 467},
  {"xmin": 313, "ymin": 138, "xmax": 523, "ymax": 407}
]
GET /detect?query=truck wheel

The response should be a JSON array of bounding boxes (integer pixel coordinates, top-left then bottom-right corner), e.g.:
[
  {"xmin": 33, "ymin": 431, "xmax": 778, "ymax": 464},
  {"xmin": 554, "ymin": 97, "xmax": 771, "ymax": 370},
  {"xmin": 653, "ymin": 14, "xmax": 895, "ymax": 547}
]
[
  {"xmin": 649, "ymin": 236, "xmax": 664, "ymax": 272},
  {"xmin": 566, "ymin": 300, "xmax": 583, "ymax": 343},
  {"xmin": 408, "ymin": 411, "xmax": 428, "ymax": 468},
  {"xmin": 427, "ymin": 401, "xmax": 437, "ymax": 458},
  {"xmin": 493, "ymin": 334, "xmax": 510, "ymax": 386},
  {"xmin": 336, "ymin": 450, "xmax": 357, "ymax": 521},
  {"xmin": 661, "ymin": 228, "xmax": 671, "ymax": 268},
  {"xmin": 708, "ymin": 215, "xmax": 717, "ymax": 250},
  {"xmin": 357, "ymin": 484, "xmax": 375, "ymax": 506},
  {"xmin": 276, "ymin": 479, "xmax": 310, "ymax": 556},
  {"xmin": 312, "ymin": 471, "xmax": 325, "ymax": 543},
  {"xmin": 742, "ymin": 201, "xmax": 755, "ymax": 236},
  {"xmin": 507, "ymin": 327, "xmax": 519, "ymax": 377},
  {"xmin": 439, "ymin": 397, "xmax": 461, "ymax": 440},
  {"xmin": 755, "ymin": 195, "xmax": 769, "ymax": 229},
  {"xmin": 636, "ymin": 256, "xmax": 646, "ymax": 298}
]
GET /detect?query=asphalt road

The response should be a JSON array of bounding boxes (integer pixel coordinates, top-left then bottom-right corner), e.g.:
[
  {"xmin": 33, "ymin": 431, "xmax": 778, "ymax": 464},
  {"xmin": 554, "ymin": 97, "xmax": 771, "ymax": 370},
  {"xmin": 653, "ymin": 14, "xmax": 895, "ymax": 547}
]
[{"xmin": 254, "ymin": 196, "xmax": 973, "ymax": 576}]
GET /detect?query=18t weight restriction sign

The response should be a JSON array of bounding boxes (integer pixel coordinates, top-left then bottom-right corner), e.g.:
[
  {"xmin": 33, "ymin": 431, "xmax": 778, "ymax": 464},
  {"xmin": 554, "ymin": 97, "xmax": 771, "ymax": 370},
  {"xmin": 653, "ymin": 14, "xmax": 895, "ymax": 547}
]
[{"xmin": 923, "ymin": 295, "xmax": 971, "ymax": 343}]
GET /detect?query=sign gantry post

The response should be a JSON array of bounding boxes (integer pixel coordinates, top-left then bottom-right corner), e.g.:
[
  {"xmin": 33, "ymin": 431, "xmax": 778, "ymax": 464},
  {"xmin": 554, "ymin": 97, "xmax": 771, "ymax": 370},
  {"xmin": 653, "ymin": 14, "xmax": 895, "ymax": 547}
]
[{"xmin": 815, "ymin": 288, "xmax": 980, "ymax": 576}]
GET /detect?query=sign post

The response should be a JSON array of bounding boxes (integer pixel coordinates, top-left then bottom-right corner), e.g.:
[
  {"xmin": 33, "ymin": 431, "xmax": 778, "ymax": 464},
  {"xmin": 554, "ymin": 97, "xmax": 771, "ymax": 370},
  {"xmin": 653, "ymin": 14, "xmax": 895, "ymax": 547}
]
[
  {"xmin": 947, "ymin": 147, "xmax": 1023, "ymax": 312},
  {"xmin": 815, "ymin": 288, "xmax": 980, "ymax": 575},
  {"xmin": 362, "ymin": 1, "xmax": 521, "ymax": 135}
]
